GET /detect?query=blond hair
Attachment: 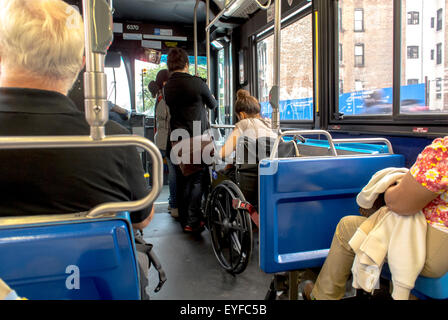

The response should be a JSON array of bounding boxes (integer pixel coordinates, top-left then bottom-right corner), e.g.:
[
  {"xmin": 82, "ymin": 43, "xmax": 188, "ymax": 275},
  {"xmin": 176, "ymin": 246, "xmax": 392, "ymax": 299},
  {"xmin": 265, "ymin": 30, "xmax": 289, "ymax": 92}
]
[{"xmin": 0, "ymin": 0, "xmax": 84, "ymax": 85}]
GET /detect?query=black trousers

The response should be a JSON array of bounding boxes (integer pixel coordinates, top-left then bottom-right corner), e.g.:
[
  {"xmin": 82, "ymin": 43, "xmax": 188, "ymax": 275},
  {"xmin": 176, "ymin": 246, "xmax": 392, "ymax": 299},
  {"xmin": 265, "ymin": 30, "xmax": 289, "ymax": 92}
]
[{"xmin": 175, "ymin": 165, "xmax": 206, "ymax": 227}]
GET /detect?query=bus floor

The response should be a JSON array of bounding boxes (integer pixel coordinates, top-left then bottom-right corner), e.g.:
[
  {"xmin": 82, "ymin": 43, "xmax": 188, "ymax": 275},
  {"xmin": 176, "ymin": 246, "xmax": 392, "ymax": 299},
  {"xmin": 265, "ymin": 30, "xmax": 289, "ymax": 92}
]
[{"xmin": 143, "ymin": 186, "xmax": 273, "ymax": 300}]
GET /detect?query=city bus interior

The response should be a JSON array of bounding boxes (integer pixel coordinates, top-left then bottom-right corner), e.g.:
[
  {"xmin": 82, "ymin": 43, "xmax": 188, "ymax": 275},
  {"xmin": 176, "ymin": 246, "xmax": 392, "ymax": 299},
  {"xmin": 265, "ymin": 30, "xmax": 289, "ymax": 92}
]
[{"xmin": 1, "ymin": 0, "xmax": 448, "ymax": 301}]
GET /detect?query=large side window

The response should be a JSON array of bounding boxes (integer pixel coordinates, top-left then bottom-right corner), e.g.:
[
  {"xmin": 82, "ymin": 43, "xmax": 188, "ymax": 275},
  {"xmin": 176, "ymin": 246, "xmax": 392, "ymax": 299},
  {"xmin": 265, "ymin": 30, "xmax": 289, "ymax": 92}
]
[
  {"xmin": 338, "ymin": 0, "xmax": 394, "ymax": 116},
  {"xmin": 135, "ymin": 55, "xmax": 208, "ymax": 115},
  {"xmin": 256, "ymin": 13, "xmax": 314, "ymax": 121},
  {"xmin": 105, "ymin": 57, "xmax": 131, "ymax": 111},
  {"xmin": 135, "ymin": 58, "xmax": 167, "ymax": 115},
  {"xmin": 400, "ymin": 0, "xmax": 448, "ymax": 114}
]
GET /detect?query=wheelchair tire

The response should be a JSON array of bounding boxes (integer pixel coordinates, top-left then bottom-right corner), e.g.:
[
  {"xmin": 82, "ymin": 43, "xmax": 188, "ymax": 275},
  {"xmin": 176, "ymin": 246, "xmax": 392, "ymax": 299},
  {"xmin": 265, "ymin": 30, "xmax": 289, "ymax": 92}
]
[{"xmin": 207, "ymin": 180, "xmax": 253, "ymax": 274}]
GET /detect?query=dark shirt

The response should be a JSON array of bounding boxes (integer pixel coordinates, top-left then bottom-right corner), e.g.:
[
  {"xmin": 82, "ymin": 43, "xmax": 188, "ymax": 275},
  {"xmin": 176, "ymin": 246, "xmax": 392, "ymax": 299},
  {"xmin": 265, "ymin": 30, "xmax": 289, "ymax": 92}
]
[
  {"xmin": 0, "ymin": 88, "xmax": 151, "ymax": 223},
  {"xmin": 107, "ymin": 101, "xmax": 131, "ymax": 131},
  {"xmin": 163, "ymin": 72, "xmax": 217, "ymax": 137}
]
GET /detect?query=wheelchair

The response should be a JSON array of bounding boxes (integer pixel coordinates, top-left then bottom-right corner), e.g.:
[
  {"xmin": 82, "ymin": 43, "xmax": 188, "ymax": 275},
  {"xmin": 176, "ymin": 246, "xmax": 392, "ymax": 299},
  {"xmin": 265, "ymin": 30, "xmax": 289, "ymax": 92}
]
[{"xmin": 202, "ymin": 134, "xmax": 301, "ymax": 274}]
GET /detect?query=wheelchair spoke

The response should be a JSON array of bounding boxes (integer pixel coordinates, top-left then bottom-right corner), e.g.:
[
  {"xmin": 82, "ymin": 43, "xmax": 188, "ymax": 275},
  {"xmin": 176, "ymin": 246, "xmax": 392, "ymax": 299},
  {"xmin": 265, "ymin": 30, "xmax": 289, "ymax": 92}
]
[{"xmin": 230, "ymin": 232, "xmax": 242, "ymax": 254}]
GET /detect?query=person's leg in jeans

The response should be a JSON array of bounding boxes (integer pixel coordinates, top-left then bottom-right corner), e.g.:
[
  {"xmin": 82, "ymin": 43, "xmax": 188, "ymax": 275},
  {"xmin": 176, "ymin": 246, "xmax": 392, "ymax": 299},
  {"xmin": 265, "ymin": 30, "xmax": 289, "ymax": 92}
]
[
  {"xmin": 184, "ymin": 169, "xmax": 205, "ymax": 231},
  {"xmin": 174, "ymin": 165, "xmax": 187, "ymax": 227},
  {"xmin": 166, "ymin": 155, "xmax": 177, "ymax": 210}
]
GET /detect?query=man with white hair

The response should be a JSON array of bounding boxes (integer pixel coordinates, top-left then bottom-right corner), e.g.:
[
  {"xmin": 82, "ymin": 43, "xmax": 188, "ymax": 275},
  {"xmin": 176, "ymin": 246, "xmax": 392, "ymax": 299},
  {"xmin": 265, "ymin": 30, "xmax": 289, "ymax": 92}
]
[{"xmin": 0, "ymin": 0, "xmax": 154, "ymax": 230}]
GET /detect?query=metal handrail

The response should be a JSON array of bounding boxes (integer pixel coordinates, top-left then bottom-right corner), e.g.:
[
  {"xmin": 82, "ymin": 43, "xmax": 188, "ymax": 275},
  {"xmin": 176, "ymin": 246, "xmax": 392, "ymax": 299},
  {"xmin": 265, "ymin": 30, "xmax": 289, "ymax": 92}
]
[
  {"xmin": 0, "ymin": 135, "xmax": 163, "ymax": 218},
  {"xmin": 210, "ymin": 124, "xmax": 236, "ymax": 129},
  {"xmin": 270, "ymin": 130, "xmax": 338, "ymax": 159},
  {"xmin": 332, "ymin": 138, "xmax": 394, "ymax": 154}
]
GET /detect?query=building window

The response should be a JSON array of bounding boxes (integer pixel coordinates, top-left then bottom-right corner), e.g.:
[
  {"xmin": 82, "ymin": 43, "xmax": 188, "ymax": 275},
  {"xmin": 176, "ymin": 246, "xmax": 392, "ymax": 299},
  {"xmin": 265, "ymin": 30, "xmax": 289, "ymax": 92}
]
[
  {"xmin": 436, "ymin": 78, "xmax": 442, "ymax": 99},
  {"xmin": 354, "ymin": 44, "xmax": 365, "ymax": 67},
  {"xmin": 339, "ymin": 7, "xmax": 343, "ymax": 31},
  {"xmin": 408, "ymin": 11, "xmax": 419, "ymax": 25},
  {"xmin": 437, "ymin": 9, "xmax": 443, "ymax": 31},
  {"xmin": 355, "ymin": 80, "xmax": 364, "ymax": 92},
  {"xmin": 407, "ymin": 46, "xmax": 419, "ymax": 59},
  {"xmin": 354, "ymin": 9, "xmax": 364, "ymax": 32},
  {"xmin": 407, "ymin": 79, "xmax": 419, "ymax": 85},
  {"xmin": 431, "ymin": 49, "xmax": 435, "ymax": 60},
  {"xmin": 431, "ymin": 17, "xmax": 435, "ymax": 28},
  {"xmin": 339, "ymin": 79, "xmax": 344, "ymax": 94},
  {"xmin": 339, "ymin": 43, "xmax": 343, "ymax": 63},
  {"xmin": 437, "ymin": 43, "xmax": 442, "ymax": 64}
]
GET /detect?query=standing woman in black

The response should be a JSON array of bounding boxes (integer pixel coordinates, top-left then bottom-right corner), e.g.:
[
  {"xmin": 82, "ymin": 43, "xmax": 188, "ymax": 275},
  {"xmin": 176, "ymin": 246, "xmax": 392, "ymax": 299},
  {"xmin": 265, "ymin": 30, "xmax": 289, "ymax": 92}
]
[{"xmin": 164, "ymin": 48, "xmax": 217, "ymax": 233}]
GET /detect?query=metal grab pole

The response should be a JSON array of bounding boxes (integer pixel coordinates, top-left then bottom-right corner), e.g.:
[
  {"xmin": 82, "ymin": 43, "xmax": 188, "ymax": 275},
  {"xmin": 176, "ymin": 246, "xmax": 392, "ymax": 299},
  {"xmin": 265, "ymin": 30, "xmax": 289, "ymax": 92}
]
[
  {"xmin": 82, "ymin": 0, "xmax": 113, "ymax": 140},
  {"xmin": 269, "ymin": 0, "xmax": 281, "ymax": 132},
  {"xmin": 194, "ymin": 0, "xmax": 200, "ymax": 76},
  {"xmin": 206, "ymin": 0, "xmax": 211, "ymax": 87}
]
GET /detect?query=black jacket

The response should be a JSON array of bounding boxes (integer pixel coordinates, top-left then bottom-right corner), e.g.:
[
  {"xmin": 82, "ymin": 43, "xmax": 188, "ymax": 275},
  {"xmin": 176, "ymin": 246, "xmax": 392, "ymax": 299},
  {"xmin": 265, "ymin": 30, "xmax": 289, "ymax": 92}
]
[
  {"xmin": 0, "ymin": 88, "xmax": 151, "ymax": 223},
  {"xmin": 163, "ymin": 72, "xmax": 217, "ymax": 138}
]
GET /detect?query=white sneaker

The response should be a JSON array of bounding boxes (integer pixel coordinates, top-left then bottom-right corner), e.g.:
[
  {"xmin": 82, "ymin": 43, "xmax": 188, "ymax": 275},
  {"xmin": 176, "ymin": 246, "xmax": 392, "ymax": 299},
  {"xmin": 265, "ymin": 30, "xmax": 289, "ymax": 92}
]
[{"xmin": 170, "ymin": 208, "xmax": 179, "ymax": 218}]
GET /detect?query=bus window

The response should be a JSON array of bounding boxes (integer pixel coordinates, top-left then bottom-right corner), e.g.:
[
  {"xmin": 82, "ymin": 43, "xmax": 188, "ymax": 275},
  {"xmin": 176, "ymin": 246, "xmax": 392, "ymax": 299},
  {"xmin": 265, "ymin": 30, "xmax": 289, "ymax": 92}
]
[
  {"xmin": 135, "ymin": 55, "xmax": 208, "ymax": 116},
  {"xmin": 217, "ymin": 49, "xmax": 226, "ymax": 124},
  {"xmin": 105, "ymin": 57, "xmax": 131, "ymax": 111},
  {"xmin": 337, "ymin": 0, "xmax": 394, "ymax": 117},
  {"xmin": 400, "ymin": 0, "xmax": 448, "ymax": 115},
  {"xmin": 257, "ymin": 13, "xmax": 314, "ymax": 121},
  {"xmin": 135, "ymin": 58, "xmax": 166, "ymax": 116}
]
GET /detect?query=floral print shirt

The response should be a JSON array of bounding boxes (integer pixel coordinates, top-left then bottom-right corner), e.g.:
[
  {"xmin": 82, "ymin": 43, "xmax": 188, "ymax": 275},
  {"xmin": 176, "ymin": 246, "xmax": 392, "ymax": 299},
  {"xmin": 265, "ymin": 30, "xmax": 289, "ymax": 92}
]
[{"xmin": 410, "ymin": 137, "xmax": 448, "ymax": 233}]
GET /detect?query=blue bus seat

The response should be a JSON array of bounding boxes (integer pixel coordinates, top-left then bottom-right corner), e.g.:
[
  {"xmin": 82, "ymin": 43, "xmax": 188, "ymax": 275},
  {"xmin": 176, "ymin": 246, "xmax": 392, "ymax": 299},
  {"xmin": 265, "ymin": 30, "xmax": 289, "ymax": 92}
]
[
  {"xmin": 381, "ymin": 264, "xmax": 448, "ymax": 300},
  {"xmin": 259, "ymin": 143, "xmax": 405, "ymax": 274},
  {"xmin": 0, "ymin": 212, "xmax": 140, "ymax": 300}
]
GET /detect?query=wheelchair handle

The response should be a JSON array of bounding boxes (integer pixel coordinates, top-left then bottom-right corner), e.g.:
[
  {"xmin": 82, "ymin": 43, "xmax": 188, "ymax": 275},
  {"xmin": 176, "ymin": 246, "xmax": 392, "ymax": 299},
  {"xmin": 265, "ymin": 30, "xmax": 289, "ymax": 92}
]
[
  {"xmin": 270, "ymin": 130, "xmax": 338, "ymax": 159},
  {"xmin": 0, "ymin": 135, "xmax": 163, "ymax": 218},
  {"xmin": 332, "ymin": 138, "xmax": 394, "ymax": 154}
]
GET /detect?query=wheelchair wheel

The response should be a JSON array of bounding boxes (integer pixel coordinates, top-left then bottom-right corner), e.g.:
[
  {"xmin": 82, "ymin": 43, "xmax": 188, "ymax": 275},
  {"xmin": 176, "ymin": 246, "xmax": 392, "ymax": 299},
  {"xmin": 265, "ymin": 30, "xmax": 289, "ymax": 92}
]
[{"xmin": 207, "ymin": 180, "xmax": 253, "ymax": 274}]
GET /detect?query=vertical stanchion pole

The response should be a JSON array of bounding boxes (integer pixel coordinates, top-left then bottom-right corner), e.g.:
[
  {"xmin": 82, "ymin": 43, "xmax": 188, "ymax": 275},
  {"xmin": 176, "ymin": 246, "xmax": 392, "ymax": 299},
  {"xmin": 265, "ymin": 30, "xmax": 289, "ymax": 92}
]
[
  {"xmin": 206, "ymin": 0, "xmax": 212, "ymax": 124},
  {"xmin": 269, "ymin": 0, "xmax": 281, "ymax": 132},
  {"xmin": 194, "ymin": 0, "xmax": 200, "ymax": 76},
  {"xmin": 82, "ymin": 0, "xmax": 113, "ymax": 140}
]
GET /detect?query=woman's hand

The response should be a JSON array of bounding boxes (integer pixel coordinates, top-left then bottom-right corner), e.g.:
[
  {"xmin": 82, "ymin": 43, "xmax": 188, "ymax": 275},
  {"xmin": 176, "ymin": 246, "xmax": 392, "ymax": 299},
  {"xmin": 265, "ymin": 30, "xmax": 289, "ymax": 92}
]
[{"xmin": 385, "ymin": 172, "xmax": 439, "ymax": 216}]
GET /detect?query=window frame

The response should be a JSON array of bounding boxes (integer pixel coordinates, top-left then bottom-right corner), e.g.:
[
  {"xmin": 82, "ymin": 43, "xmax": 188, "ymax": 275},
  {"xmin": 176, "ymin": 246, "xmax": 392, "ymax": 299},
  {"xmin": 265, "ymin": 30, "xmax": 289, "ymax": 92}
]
[
  {"xmin": 407, "ymin": 11, "xmax": 419, "ymax": 25},
  {"xmin": 354, "ymin": 43, "xmax": 365, "ymax": 67},
  {"xmin": 407, "ymin": 45, "xmax": 419, "ymax": 59},
  {"xmin": 326, "ymin": 0, "xmax": 448, "ymax": 131},
  {"xmin": 354, "ymin": 8, "xmax": 365, "ymax": 32},
  {"xmin": 254, "ymin": 4, "xmax": 315, "ymax": 125},
  {"xmin": 437, "ymin": 43, "xmax": 442, "ymax": 65},
  {"xmin": 437, "ymin": 8, "xmax": 443, "ymax": 31}
]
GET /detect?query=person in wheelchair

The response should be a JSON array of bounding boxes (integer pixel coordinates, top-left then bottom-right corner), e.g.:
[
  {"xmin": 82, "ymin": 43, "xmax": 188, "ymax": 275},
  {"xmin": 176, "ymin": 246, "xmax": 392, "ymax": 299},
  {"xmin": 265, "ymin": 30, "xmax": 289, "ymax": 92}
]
[{"xmin": 217, "ymin": 90, "xmax": 297, "ymax": 207}]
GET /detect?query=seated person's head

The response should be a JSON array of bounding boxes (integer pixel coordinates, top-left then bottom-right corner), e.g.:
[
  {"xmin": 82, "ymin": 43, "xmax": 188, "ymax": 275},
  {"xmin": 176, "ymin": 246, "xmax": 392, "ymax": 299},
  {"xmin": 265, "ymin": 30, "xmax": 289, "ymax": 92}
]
[
  {"xmin": 235, "ymin": 89, "xmax": 261, "ymax": 122},
  {"xmin": 0, "ymin": 0, "xmax": 85, "ymax": 95},
  {"xmin": 167, "ymin": 48, "xmax": 189, "ymax": 73}
]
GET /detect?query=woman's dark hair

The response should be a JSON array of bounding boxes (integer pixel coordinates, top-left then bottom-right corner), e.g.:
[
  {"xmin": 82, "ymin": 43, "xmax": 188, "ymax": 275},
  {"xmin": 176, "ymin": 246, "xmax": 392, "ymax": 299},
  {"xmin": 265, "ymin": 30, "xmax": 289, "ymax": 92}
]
[
  {"xmin": 156, "ymin": 69, "xmax": 170, "ymax": 89},
  {"xmin": 148, "ymin": 81, "xmax": 158, "ymax": 98},
  {"xmin": 235, "ymin": 89, "xmax": 261, "ymax": 117},
  {"xmin": 167, "ymin": 47, "xmax": 189, "ymax": 73}
]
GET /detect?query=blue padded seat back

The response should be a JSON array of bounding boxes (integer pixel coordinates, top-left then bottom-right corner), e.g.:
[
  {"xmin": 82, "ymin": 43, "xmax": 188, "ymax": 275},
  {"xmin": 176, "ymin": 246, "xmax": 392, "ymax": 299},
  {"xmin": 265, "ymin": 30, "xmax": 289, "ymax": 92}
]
[
  {"xmin": 382, "ymin": 264, "xmax": 448, "ymax": 299},
  {"xmin": 259, "ymin": 153, "xmax": 405, "ymax": 273},
  {"xmin": 413, "ymin": 273, "xmax": 448, "ymax": 299},
  {"xmin": 0, "ymin": 212, "xmax": 140, "ymax": 300}
]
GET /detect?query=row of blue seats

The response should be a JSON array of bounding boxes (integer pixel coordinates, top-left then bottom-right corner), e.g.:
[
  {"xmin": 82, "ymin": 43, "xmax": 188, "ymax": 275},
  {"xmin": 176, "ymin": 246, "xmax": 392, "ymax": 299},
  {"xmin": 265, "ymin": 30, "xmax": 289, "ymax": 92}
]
[
  {"xmin": 259, "ymin": 139, "xmax": 448, "ymax": 299},
  {"xmin": 0, "ymin": 136, "xmax": 446, "ymax": 299}
]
